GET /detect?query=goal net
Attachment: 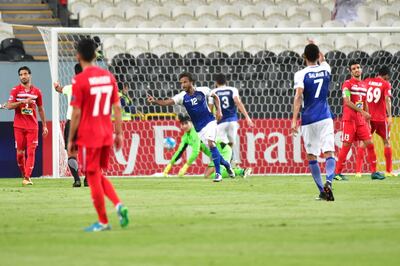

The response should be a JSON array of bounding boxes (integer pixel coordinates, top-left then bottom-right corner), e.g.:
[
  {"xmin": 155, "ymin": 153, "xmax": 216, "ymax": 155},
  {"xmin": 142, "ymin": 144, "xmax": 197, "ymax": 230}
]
[{"xmin": 39, "ymin": 27, "xmax": 400, "ymax": 177}]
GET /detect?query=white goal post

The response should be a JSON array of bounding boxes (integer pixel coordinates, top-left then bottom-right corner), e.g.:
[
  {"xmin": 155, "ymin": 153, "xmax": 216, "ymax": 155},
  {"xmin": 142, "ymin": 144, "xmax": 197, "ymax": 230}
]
[{"xmin": 39, "ymin": 26, "xmax": 400, "ymax": 178}]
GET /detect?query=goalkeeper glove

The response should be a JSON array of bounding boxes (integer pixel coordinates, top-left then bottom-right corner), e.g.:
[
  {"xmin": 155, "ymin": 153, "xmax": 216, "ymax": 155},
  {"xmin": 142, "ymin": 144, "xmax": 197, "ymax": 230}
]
[
  {"xmin": 178, "ymin": 163, "xmax": 190, "ymax": 177},
  {"xmin": 163, "ymin": 163, "xmax": 172, "ymax": 177}
]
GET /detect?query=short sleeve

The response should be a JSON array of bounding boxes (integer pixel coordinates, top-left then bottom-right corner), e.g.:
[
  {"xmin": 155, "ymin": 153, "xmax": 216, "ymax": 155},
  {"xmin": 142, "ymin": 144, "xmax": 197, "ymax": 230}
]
[
  {"xmin": 36, "ymin": 89, "xmax": 43, "ymax": 107},
  {"xmin": 342, "ymin": 80, "xmax": 350, "ymax": 91},
  {"xmin": 208, "ymin": 89, "xmax": 216, "ymax": 104},
  {"xmin": 70, "ymin": 77, "xmax": 82, "ymax": 109},
  {"xmin": 172, "ymin": 91, "xmax": 185, "ymax": 105},
  {"xmin": 293, "ymin": 71, "xmax": 304, "ymax": 89},
  {"xmin": 320, "ymin": 61, "xmax": 331, "ymax": 74},
  {"xmin": 8, "ymin": 88, "xmax": 17, "ymax": 103},
  {"xmin": 197, "ymin": 86, "xmax": 211, "ymax": 97},
  {"xmin": 231, "ymin": 87, "xmax": 239, "ymax": 98}
]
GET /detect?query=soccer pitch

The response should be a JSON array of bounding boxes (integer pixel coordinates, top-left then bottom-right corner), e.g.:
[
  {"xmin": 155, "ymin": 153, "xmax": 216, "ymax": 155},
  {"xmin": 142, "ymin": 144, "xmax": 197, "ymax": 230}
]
[{"xmin": 0, "ymin": 176, "xmax": 399, "ymax": 266}]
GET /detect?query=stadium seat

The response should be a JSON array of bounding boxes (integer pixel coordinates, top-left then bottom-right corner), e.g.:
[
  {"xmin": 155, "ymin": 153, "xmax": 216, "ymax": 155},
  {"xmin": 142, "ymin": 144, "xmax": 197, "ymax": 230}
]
[
  {"xmin": 219, "ymin": 36, "xmax": 242, "ymax": 56},
  {"xmin": 311, "ymin": 36, "xmax": 334, "ymax": 52},
  {"xmin": 381, "ymin": 35, "xmax": 400, "ymax": 54},
  {"xmin": 288, "ymin": 36, "xmax": 307, "ymax": 55},
  {"xmin": 231, "ymin": 0, "xmax": 253, "ymax": 7},
  {"xmin": 137, "ymin": 0, "xmax": 160, "ymax": 8},
  {"xmin": 206, "ymin": 20, "xmax": 229, "ymax": 28},
  {"xmin": 266, "ymin": 36, "xmax": 289, "ymax": 54},
  {"xmin": 254, "ymin": 20, "xmax": 277, "ymax": 28},
  {"xmin": 136, "ymin": 21, "xmax": 159, "ymax": 41},
  {"xmin": 274, "ymin": 0, "xmax": 298, "ymax": 8},
  {"xmin": 149, "ymin": 6, "xmax": 171, "ymax": 23},
  {"xmin": 358, "ymin": 35, "xmax": 381, "ymax": 55},
  {"xmin": 356, "ymin": 6, "xmax": 376, "ymax": 25},
  {"xmin": 195, "ymin": 5, "xmax": 218, "ymax": 22},
  {"xmin": 264, "ymin": 6, "xmax": 286, "ymax": 21},
  {"xmin": 172, "ymin": 36, "xmax": 196, "ymax": 56},
  {"xmin": 184, "ymin": 20, "xmax": 207, "ymax": 28},
  {"xmin": 161, "ymin": 20, "xmax": 184, "ymax": 28},
  {"xmin": 287, "ymin": 6, "xmax": 309, "ymax": 24},
  {"xmin": 335, "ymin": 36, "xmax": 357, "ymax": 54},
  {"xmin": 0, "ymin": 23, "xmax": 14, "ymax": 43},
  {"xmin": 299, "ymin": 20, "xmax": 322, "ymax": 27},
  {"xmin": 346, "ymin": 21, "xmax": 367, "ymax": 27},
  {"xmin": 277, "ymin": 19, "xmax": 299, "ymax": 28},
  {"xmin": 160, "ymin": 0, "xmax": 185, "ymax": 8},
  {"xmin": 218, "ymin": 6, "xmax": 241, "ymax": 24},
  {"xmin": 172, "ymin": 6, "xmax": 194, "ymax": 23},
  {"xmin": 125, "ymin": 7, "xmax": 148, "ymax": 23},
  {"xmin": 207, "ymin": 0, "xmax": 229, "ymax": 9},
  {"xmin": 102, "ymin": 37, "xmax": 125, "ymax": 61},
  {"xmin": 241, "ymin": 5, "xmax": 263, "ymax": 23},
  {"xmin": 309, "ymin": 6, "xmax": 331, "ymax": 24},
  {"xmin": 149, "ymin": 37, "xmax": 173, "ymax": 57},
  {"xmin": 230, "ymin": 20, "xmax": 251, "ymax": 28},
  {"xmin": 185, "ymin": 0, "xmax": 207, "ymax": 8},
  {"xmin": 91, "ymin": 0, "xmax": 114, "ymax": 11},
  {"xmin": 243, "ymin": 36, "xmax": 265, "ymax": 55},
  {"xmin": 91, "ymin": 21, "xmax": 114, "ymax": 28},
  {"xmin": 79, "ymin": 8, "xmax": 102, "ymax": 27},
  {"xmin": 378, "ymin": 6, "xmax": 400, "ymax": 25},
  {"xmin": 115, "ymin": 0, "xmax": 136, "ymax": 10},
  {"xmin": 368, "ymin": 20, "xmax": 391, "ymax": 38},
  {"xmin": 125, "ymin": 37, "xmax": 147, "ymax": 60},
  {"xmin": 298, "ymin": 0, "xmax": 322, "ymax": 10},
  {"xmin": 68, "ymin": 0, "xmax": 91, "ymax": 19},
  {"xmin": 102, "ymin": 8, "xmax": 125, "ymax": 26},
  {"xmin": 320, "ymin": 0, "xmax": 335, "ymax": 11},
  {"xmin": 196, "ymin": 36, "xmax": 219, "ymax": 56},
  {"xmin": 114, "ymin": 22, "xmax": 137, "ymax": 28},
  {"xmin": 364, "ymin": 0, "xmax": 389, "ymax": 10},
  {"xmin": 322, "ymin": 20, "xmax": 345, "ymax": 27}
]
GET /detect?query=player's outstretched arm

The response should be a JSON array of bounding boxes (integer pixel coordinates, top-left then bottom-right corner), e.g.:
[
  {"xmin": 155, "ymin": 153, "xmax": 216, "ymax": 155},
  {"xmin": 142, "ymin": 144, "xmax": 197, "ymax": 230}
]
[
  {"xmin": 291, "ymin": 87, "xmax": 303, "ymax": 136},
  {"xmin": 147, "ymin": 95, "xmax": 175, "ymax": 106},
  {"xmin": 5, "ymin": 97, "xmax": 33, "ymax": 109},
  {"xmin": 37, "ymin": 105, "xmax": 48, "ymax": 137},
  {"xmin": 234, "ymin": 96, "xmax": 254, "ymax": 127}
]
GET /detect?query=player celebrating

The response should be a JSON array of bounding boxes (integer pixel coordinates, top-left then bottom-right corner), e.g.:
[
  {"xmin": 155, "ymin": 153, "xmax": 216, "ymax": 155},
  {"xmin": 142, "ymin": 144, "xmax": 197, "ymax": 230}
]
[
  {"xmin": 5, "ymin": 66, "xmax": 48, "ymax": 185},
  {"xmin": 291, "ymin": 43, "xmax": 335, "ymax": 201},
  {"xmin": 54, "ymin": 63, "xmax": 85, "ymax": 187},
  {"xmin": 147, "ymin": 72, "xmax": 235, "ymax": 182},
  {"xmin": 355, "ymin": 66, "xmax": 395, "ymax": 177},
  {"xmin": 210, "ymin": 73, "xmax": 254, "ymax": 163},
  {"xmin": 68, "ymin": 38, "xmax": 129, "ymax": 232},
  {"xmin": 335, "ymin": 60, "xmax": 385, "ymax": 181}
]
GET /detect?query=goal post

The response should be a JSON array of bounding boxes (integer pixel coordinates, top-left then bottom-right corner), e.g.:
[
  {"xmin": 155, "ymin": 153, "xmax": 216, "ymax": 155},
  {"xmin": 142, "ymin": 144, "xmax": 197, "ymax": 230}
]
[{"xmin": 39, "ymin": 26, "xmax": 400, "ymax": 177}]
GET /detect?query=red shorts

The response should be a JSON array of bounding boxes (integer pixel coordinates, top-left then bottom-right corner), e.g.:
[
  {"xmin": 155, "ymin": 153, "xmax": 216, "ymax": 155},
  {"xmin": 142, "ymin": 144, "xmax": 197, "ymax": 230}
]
[
  {"xmin": 14, "ymin": 127, "xmax": 38, "ymax": 150},
  {"xmin": 341, "ymin": 120, "xmax": 371, "ymax": 143},
  {"xmin": 370, "ymin": 120, "xmax": 390, "ymax": 140},
  {"xmin": 79, "ymin": 145, "xmax": 111, "ymax": 173}
]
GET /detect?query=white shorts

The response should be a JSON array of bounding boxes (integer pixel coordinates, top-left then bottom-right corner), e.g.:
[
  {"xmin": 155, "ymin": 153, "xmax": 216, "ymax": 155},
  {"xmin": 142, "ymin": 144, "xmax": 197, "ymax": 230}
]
[
  {"xmin": 198, "ymin": 120, "xmax": 217, "ymax": 145},
  {"xmin": 301, "ymin": 118, "xmax": 335, "ymax": 156},
  {"xmin": 217, "ymin": 121, "xmax": 239, "ymax": 144}
]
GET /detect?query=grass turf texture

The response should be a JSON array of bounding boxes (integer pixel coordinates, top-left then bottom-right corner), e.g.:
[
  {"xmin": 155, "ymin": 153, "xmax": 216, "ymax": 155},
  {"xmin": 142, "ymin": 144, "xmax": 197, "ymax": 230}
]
[{"xmin": 0, "ymin": 176, "xmax": 399, "ymax": 266}]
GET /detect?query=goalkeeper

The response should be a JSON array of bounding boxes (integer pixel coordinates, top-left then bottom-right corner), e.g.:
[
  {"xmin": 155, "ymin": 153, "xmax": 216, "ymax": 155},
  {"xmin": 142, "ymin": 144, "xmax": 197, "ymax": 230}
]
[
  {"xmin": 163, "ymin": 113, "xmax": 210, "ymax": 177},
  {"xmin": 164, "ymin": 114, "xmax": 251, "ymax": 178}
]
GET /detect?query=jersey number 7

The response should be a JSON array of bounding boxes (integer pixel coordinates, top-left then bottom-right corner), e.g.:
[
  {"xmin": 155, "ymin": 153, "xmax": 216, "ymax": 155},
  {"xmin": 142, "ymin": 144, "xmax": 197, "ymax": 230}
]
[
  {"xmin": 313, "ymin": 78, "xmax": 323, "ymax": 98},
  {"xmin": 90, "ymin": 85, "xmax": 113, "ymax": 116}
]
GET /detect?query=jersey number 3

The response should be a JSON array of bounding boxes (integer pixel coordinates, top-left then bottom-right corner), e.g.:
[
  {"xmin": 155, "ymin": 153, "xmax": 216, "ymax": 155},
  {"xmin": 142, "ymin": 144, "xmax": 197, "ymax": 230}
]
[
  {"xmin": 313, "ymin": 78, "xmax": 323, "ymax": 98},
  {"xmin": 90, "ymin": 85, "xmax": 113, "ymax": 116}
]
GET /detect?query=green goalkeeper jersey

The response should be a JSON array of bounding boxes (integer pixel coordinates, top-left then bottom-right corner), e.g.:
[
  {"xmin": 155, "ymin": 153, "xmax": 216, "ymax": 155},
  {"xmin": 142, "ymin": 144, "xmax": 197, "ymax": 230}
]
[{"xmin": 170, "ymin": 127, "xmax": 210, "ymax": 165}]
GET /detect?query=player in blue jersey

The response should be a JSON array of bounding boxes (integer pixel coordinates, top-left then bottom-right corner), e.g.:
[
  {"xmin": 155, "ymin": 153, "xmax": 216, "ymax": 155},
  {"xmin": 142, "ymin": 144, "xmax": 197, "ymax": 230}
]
[
  {"xmin": 291, "ymin": 43, "xmax": 336, "ymax": 201},
  {"xmin": 210, "ymin": 74, "xmax": 253, "ymax": 163},
  {"xmin": 147, "ymin": 72, "xmax": 234, "ymax": 182}
]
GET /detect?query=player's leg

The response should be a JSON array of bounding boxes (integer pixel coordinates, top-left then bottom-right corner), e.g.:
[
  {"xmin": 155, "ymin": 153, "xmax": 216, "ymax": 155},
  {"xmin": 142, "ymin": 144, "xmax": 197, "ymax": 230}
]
[
  {"xmin": 375, "ymin": 121, "xmax": 393, "ymax": 176},
  {"xmin": 302, "ymin": 122, "xmax": 324, "ymax": 196},
  {"xmin": 99, "ymin": 146, "xmax": 129, "ymax": 228},
  {"xmin": 320, "ymin": 119, "xmax": 336, "ymax": 200},
  {"xmin": 335, "ymin": 121, "xmax": 355, "ymax": 180},
  {"xmin": 355, "ymin": 141, "xmax": 365, "ymax": 177},
  {"xmin": 81, "ymin": 146, "xmax": 110, "ymax": 232},
  {"xmin": 65, "ymin": 120, "xmax": 82, "ymax": 187},
  {"xmin": 14, "ymin": 128, "xmax": 26, "ymax": 179},
  {"xmin": 227, "ymin": 122, "xmax": 240, "ymax": 164},
  {"xmin": 24, "ymin": 129, "xmax": 38, "ymax": 181}
]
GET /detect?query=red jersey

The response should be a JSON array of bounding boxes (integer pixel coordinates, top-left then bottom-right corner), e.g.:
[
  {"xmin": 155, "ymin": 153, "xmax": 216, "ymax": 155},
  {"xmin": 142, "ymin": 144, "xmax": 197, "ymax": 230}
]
[
  {"xmin": 70, "ymin": 66, "xmax": 119, "ymax": 148},
  {"xmin": 8, "ymin": 84, "xmax": 43, "ymax": 130},
  {"xmin": 341, "ymin": 78, "xmax": 367, "ymax": 124},
  {"xmin": 364, "ymin": 76, "xmax": 391, "ymax": 122}
]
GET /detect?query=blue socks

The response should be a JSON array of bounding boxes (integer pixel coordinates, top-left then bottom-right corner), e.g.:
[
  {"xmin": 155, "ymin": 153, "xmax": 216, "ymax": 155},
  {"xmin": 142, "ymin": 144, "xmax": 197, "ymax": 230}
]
[
  {"xmin": 210, "ymin": 147, "xmax": 221, "ymax": 175},
  {"xmin": 325, "ymin": 157, "xmax": 336, "ymax": 183},
  {"xmin": 309, "ymin": 160, "xmax": 323, "ymax": 192}
]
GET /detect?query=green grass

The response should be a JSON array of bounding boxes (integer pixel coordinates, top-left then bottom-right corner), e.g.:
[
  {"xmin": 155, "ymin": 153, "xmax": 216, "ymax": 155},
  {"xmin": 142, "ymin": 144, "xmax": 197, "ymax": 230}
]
[{"xmin": 0, "ymin": 176, "xmax": 400, "ymax": 266}]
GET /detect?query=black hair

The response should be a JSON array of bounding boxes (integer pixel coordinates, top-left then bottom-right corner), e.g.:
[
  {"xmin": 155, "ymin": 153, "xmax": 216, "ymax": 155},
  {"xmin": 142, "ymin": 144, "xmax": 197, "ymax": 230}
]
[
  {"xmin": 214, "ymin": 73, "xmax": 227, "ymax": 85},
  {"xmin": 178, "ymin": 72, "xmax": 195, "ymax": 82},
  {"xmin": 18, "ymin": 66, "xmax": 31, "ymax": 75},
  {"xmin": 303, "ymin": 44, "xmax": 319, "ymax": 62},
  {"xmin": 74, "ymin": 63, "xmax": 82, "ymax": 75},
  {"xmin": 378, "ymin": 65, "xmax": 391, "ymax": 76},
  {"xmin": 76, "ymin": 38, "xmax": 97, "ymax": 62},
  {"xmin": 348, "ymin": 59, "xmax": 360, "ymax": 70},
  {"xmin": 178, "ymin": 113, "xmax": 191, "ymax": 123}
]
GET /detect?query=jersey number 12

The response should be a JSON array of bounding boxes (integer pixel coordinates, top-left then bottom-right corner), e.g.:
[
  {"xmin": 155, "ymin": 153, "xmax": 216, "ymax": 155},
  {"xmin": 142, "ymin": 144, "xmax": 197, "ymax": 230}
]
[{"xmin": 90, "ymin": 85, "xmax": 113, "ymax": 116}]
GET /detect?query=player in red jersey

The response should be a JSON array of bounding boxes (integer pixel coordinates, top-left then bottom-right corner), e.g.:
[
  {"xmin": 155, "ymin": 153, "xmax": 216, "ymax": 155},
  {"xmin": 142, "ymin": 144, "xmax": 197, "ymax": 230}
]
[
  {"xmin": 335, "ymin": 60, "xmax": 385, "ymax": 181},
  {"xmin": 5, "ymin": 66, "xmax": 48, "ymax": 185},
  {"xmin": 68, "ymin": 39, "xmax": 129, "ymax": 232},
  {"xmin": 355, "ymin": 66, "xmax": 395, "ymax": 177}
]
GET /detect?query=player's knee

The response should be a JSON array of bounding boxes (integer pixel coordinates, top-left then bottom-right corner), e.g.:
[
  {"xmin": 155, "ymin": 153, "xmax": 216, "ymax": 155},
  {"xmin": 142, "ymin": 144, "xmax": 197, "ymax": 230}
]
[
  {"xmin": 323, "ymin": 151, "xmax": 334, "ymax": 158},
  {"xmin": 17, "ymin": 150, "xmax": 25, "ymax": 154},
  {"xmin": 208, "ymin": 140, "xmax": 215, "ymax": 148},
  {"xmin": 306, "ymin": 154, "xmax": 317, "ymax": 161}
]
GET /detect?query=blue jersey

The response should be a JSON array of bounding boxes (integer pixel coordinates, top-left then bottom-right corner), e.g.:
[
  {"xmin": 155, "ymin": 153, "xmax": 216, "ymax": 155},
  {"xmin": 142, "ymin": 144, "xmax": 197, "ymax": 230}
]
[
  {"xmin": 211, "ymin": 86, "xmax": 239, "ymax": 124},
  {"xmin": 172, "ymin": 87, "xmax": 215, "ymax": 132},
  {"xmin": 294, "ymin": 61, "xmax": 333, "ymax": 125}
]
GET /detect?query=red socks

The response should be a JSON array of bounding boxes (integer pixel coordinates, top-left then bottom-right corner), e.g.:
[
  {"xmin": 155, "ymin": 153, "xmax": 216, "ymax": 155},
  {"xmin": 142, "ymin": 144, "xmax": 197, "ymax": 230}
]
[
  {"xmin": 384, "ymin": 146, "xmax": 393, "ymax": 173},
  {"xmin": 355, "ymin": 146, "xmax": 365, "ymax": 173},
  {"xmin": 366, "ymin": 143, "xmax": 377, "ymax": 173},
  {"xmin": 336, "ymin": 144, "xmax": 351, "ymax": 174},
  {"xmin": 25, "ymin": 146, "xmax": 36, "ymax": 178},
  {"xmin": 87, "ymin": 171, "xmax": 121, "ymax": 225},
  {"xmin": 16, "ymin": 152, "xmax": 25, "ymax": 177}
]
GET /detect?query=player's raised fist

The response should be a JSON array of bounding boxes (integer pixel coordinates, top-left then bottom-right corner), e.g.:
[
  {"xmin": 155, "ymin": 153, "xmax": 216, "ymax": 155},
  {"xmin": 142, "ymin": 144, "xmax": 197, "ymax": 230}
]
[
  {"xmin": 147, "ymin": 95, "xmax": 155, "ymax": 104},
  {"xmin": 54, "ymin": 81, "xmax": 62, "ymax": 92},
  {"xmin": 291, "ymin": 121, "xmax": 299, "ymax": 137}
]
